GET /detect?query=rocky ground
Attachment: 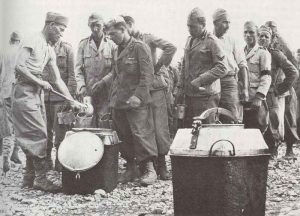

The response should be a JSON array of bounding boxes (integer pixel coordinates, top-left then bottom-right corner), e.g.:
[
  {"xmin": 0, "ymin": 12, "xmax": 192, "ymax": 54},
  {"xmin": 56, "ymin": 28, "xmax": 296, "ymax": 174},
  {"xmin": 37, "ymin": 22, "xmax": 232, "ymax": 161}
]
[{"xmin": 1, "ymin": 144, "xmax": 300, "ymax": 216}]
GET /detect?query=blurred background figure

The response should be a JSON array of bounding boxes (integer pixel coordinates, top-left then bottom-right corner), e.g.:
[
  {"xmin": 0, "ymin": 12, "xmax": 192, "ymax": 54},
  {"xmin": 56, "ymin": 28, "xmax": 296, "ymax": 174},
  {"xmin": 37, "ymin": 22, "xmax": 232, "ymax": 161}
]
[{"xmin": 0, "ymin": 31, "xmax": 22, "ymax": 175}]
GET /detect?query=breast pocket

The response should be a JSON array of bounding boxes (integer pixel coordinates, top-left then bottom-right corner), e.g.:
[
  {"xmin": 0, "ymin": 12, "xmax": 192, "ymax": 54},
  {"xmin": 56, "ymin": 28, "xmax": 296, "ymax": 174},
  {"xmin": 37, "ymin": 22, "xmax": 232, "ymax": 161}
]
[
  {"xmin": 57, "ymin": 53, "xmax": 67, "ymax": 70},
  {"xmin": 124, "ymin": 58, "xmax": 138, "ymax": 75},
  {"xmin": 198, "ymin": 49, "xmax": 212, "ymax": 65}
]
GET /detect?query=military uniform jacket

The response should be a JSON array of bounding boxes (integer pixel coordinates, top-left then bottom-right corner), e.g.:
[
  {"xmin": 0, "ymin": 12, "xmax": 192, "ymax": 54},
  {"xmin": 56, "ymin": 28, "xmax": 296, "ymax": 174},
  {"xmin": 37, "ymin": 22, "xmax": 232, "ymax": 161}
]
[
  {"xmin": 180, "ymin": 30, "xmax": 227, "ymax": 97},
  {"xmin": 43, "ymin": 40, "xmax": 76, "ymax": 101},
  {"xmin": 244, "ymin": 44, "xmax": 272, "ymax": 101},
  {"xmin": 110, "ymin": 37, "xmax": 154, "ymax": 109},
  {"xmin": 75, "ymin": 36, "xmax": 115, "ymax": 96},
  {"xmin": 269, "ymin": 48, "xmax": 299, "ymax": 96}
]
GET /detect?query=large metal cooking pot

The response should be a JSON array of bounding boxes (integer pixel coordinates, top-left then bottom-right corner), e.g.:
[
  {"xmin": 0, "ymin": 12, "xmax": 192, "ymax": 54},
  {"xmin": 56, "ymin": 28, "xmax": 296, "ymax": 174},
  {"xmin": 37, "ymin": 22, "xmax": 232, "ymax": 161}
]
[{"xmin": 58, "ymin": 131, "xmax": 104, "ymax": 172}]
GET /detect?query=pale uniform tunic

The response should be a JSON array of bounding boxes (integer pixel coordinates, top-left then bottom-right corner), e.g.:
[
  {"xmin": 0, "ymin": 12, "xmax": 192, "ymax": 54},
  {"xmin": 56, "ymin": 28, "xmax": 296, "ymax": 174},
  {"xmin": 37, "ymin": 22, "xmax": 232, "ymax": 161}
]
[{"xmin": 12, "ymin": 32, "xmax": 54, "ymax": 158}]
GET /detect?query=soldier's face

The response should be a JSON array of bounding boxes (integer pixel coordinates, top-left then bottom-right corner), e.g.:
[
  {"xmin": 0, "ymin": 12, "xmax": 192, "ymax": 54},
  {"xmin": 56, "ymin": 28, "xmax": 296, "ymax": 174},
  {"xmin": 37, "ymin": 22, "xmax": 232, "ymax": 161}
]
[
  {"xmin": 214, "ymin": 19, "xmax": 230, "ymax": 36},
  {"xmin": 244, "ymin": 26, "xmax": 257, "ymax": 47},
  {"xmin": 258, "ymin": 31, "xmax": 271, "ymax": 48},
  {"xmin": 48, "ymin": 23, "xmax": 66, "ymax": 44},
  {"xmin": 187, "ymin": 17, "xmax": 205, "ymax": 37},
  {"xmin": 108, "ymin": 27, "xmax": 124, "ymax": 45},
  {"xmin": 90, "ymin": 22, "xmax": 103, "ymax": 38}
]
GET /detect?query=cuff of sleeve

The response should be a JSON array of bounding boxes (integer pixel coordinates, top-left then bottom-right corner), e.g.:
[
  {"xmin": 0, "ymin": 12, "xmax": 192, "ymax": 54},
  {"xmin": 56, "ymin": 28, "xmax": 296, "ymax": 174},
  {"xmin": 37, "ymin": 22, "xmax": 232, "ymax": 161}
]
[
  {"xmin": 255, "ymin": 92, "xmax": 265, "ymax": 100},
  {"xmin": 191, "ymin": 77, "xmax": 202, "ymax": 87}
]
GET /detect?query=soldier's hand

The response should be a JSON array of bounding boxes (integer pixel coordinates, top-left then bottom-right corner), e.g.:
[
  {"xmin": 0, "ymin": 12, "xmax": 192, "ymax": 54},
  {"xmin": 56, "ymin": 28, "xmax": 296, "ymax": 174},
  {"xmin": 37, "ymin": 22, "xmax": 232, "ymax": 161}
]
[
  {"xmin": 40, "ymin": 81, "xmax": 53, "ymax": 91},
  {"xmin": 250, "ymin": 97, "xmax": 262, "ymax": 111},
  {"xmin": 91, "ymin": 80, "xmax": 105, "ymax": 96},
  {"xmin": 240, "ymin": 89, "xmax": 249, "ymax": 105},
  {"xmin": 126, "ymin": 95, "xmax": 142, "ymax": 108},
  {"xmin": 70, "ymin": 100, "xmax": 84, "ymax": 111},
  {"xmin": 77, "ymin": 86, "xmax": 87, "ymax": 99}
]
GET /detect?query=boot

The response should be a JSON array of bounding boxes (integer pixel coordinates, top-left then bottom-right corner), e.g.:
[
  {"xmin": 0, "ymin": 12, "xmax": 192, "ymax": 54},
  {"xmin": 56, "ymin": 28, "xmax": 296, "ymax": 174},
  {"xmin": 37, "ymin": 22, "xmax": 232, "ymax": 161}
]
[
  {"xmin": 285, "ymin": 143, "xmax": 295, "ymax": 158},
  {"xmin": 22, "ymin": 156, "xmax": 35, "ymax": 188},
  {"xmin": 157, "ymin": 155, "xmax": 171, "ymax": 180},
  {"xmin": 10, "ymin": 145, "xmax": 22, "ymax": 164},
  {"xmin": 3, "ymin": 156, "xmax": 10, "ymax": 176},
  {"xmin": 270, "ymin": 141, "xmax": 280, "ymax": 159},
  {"xmin": 33, "ymin": 158, "xmax": 61, "ymax": 193},
  {"xmin": 54, "ymin": 150, "xmax": 62, "ymax": 172},
  {"xmin": 45, "ymin": 149, "xmax": 53, "ymax": 171},
  {"xmin": 118, "ymin": 160, "xmax": 139, "ymax": 184},
  {"xmin": 139, "ymin": 160, "xmax": 157, "ymax": 186}
]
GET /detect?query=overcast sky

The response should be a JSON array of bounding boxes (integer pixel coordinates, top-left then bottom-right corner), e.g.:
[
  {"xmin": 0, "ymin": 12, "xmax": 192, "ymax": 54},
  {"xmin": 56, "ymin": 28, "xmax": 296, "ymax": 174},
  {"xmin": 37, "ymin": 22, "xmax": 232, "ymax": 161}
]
[{"xmin": 2, "ymin": 0, "xmax": 300, "ymax": 64}]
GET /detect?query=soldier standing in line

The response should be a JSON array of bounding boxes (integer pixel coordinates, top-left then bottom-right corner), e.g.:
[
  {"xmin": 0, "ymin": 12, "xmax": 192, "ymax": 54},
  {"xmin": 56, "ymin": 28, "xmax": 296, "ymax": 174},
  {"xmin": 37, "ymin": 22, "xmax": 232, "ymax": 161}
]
[
  {"xmin": 258, "ymin": 25, "xmax": 298, "ymax": 158},
  {"xmin": 75, "ymin": 13, "xmax": 115, "ymax": 127},
  {"xmin": 178, "ymin": 8, "xmax": 227, "ymax": 126},
  {"xmin": 212, "ymin": 9, "xmax": 249, "ymax": 122},
  {"xmin": 42, "ymin": 38, "xmax": 76, "ymax": 171},
  {"xmin": 12, "ymin": 12, "xmax": 81, "ymax": 192},
  {"xmin": 0, "ymin": 32, "xmax": 22, "ymax": 175},
  {"xmin": 121, "ymin": 15, "xmax": 177, "ymax": 180},
  {"xmin": 106, "ymin": 16, "xmax": 158, "ymax": 186},
  {"xmin": 242, "ymin": 21, "xmax": 272, "ymax": 132},
  {"xmin": 265, "ymin": 21, "xmax": 299, "ymax": 157}
]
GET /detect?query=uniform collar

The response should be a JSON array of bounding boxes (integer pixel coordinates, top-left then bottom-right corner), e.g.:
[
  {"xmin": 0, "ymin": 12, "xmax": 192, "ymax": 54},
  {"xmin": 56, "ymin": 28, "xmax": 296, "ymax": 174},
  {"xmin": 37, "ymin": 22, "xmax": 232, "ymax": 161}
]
[
  {"xmin": 117, "ymin": 37, "xmax": 135, "ymax": 60},
  {"xmin": 245, "ymin": 44, "xmax": 259, "ymax": 60}
]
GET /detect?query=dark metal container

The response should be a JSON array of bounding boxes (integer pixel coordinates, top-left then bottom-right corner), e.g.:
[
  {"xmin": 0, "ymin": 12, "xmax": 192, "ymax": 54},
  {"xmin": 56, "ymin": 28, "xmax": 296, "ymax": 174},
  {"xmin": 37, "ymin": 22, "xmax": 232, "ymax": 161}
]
[
  {"xmin": 61, "ymin": 128, "xmax": 120, "ymax": 194},
  {"xmin": 169, "ymin": 125, "xmax": 270, "ymax": 216}
]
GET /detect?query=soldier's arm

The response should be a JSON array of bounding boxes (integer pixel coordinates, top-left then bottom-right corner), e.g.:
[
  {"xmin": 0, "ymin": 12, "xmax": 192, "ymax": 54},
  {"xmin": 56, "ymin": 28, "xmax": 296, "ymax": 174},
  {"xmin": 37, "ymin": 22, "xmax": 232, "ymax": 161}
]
[
  {"xmin": 192, "ymin": 38, "xmax": 227, "ymax": 86},
  {"xmin": 257, "ymin": 50, "xmax": 272, "ymax": 98},
  {"xmin": 274, "ymin": 50, "xmax": 299, "ymax": 95},
  {"xmin": 65, "ymin": 44, "xmax": 77, "ymax": 96},
  {"xmin": 134, "ymin": 43, "xmax": 154, "ymax": 102},
  {"xmin": 15, "ymin": 48, "xmax": 46, "ymax": 86},
  {"xmin": 148, "ymin": 34, "xmax": 177, "ymax": 72},
  {"xmin": 75, "ymin": 40, "xmax": 86, "ymax": 93}
]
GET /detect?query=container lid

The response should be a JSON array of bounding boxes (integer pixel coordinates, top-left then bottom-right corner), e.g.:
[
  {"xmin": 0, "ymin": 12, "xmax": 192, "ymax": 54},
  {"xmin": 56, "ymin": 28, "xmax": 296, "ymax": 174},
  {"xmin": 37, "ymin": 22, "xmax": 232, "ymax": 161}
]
[
  {"xmin": 169, "ymin": 127, "xmax": 269, "ymax": 157},
  {"xmin": 58, "ymin": 131, "xmax": 104, "ymax": 172},
  {"xmin": 71, "ymin": 128, "xmax": 121, "ymax": 145}
]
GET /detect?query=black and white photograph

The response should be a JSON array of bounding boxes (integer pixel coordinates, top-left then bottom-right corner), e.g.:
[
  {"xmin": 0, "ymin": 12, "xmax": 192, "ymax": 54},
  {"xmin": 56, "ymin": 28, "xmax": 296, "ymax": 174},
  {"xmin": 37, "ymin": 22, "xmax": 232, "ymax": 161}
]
[{"xmin": 1, "ymin": 0, "xmax": 300, "ymax": 215}]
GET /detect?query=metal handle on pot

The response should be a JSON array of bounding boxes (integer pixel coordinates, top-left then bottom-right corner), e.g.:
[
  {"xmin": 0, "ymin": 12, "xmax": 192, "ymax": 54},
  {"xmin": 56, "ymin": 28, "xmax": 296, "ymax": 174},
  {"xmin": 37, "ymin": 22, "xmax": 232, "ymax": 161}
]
[
  {"xmin": 194, "ymin": 107, "xmax": 238, "ymax": 124},
  {"xmin": 209, "ymin": 139, "xmax": 235, "ymax": 157}
]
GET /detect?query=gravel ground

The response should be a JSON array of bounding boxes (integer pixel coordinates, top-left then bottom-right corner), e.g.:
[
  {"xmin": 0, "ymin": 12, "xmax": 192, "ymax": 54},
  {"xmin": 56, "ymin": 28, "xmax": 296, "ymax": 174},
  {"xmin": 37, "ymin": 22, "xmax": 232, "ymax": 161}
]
[{"xmin": 1, "ymin": 144, "xmax": 300, "ymax": 216}]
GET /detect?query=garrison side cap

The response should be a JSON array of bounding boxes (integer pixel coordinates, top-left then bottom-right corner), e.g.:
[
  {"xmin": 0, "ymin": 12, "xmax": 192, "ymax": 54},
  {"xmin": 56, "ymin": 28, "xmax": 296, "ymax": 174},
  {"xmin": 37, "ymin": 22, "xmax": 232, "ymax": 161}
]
[{"xmin": 46, "ymin": 12, "xmax": 69, "ymax": 27}]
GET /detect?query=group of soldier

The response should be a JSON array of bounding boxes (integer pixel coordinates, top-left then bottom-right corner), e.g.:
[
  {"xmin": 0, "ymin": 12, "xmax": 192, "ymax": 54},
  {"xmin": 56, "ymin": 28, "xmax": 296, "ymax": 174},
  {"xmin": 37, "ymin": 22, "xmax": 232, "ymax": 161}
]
[{"xmin": 1, "ymin": 7, "xmax": 300, "ymax": 194}]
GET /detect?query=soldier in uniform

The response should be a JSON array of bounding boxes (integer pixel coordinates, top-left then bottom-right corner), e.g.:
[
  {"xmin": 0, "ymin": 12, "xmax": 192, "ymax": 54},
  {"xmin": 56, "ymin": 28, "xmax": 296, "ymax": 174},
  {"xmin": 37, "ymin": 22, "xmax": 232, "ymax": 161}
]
[
  {"xmin": 265, "ymin": 21, "xmax": 299, "ymax": 157},
  {"xmin": 43, "ymin": 39, "xmax": 76, "ymax": 171},
  {"xmin": 0, "ymin": 32, "xmax": 22, "ymax": 175},
  {"xmin": 106, "ymin": 16, "xmax": 158, "ymax": 186},
  {"xmin": 212, "ymin": 9, "xmax": 249, "ymax": 122},
  {"xmin": 258, "ymin": 25, "xmax": 298, "ymax": 158},
  {"xmin": 243, "ymin": 21, "xmax": 272, "ymax": 131},
  {"xmin": 12, "ymin": 12, "xmax": 81, "ymax": 192},
  {"xmin": 178, "ymin": 8, "xmax": 227, "ymax": 126},
  {"xmin": 75, "ymin": 13, "xmax": 115, "ymax": 127},
  {"xmin": 121, "ymin": 15, "xmax": 177, "ymax": 180}
]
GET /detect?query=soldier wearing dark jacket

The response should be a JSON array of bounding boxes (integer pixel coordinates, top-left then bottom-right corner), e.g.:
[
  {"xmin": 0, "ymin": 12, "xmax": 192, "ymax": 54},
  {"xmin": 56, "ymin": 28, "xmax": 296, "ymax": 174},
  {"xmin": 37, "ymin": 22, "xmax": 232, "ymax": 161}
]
[
  {"xmin": 42, "ymin": 40, "xmax": 76, "ymax": 170},
  {"xmin": 265, "ymin": 21, "xmax": 299, "ymax": 157},
  {"xmin": 106, "ymin": 16, "xmax": 157, "ymax": 186},
  {"xmin": 258, "ymin": 25, "xmax": 299, "ymax": 158},
  {"xmin": 178, "ymin": 8, "xmax": 227, "ymax": 126},
  {"xmin": 121, "ymin": 15, "xmax": 177, "ymax": 180}
]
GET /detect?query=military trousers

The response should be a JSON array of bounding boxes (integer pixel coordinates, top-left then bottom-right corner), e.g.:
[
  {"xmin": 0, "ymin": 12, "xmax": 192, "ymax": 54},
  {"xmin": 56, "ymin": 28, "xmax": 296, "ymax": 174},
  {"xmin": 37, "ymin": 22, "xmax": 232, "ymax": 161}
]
[
  {"xmin": 0, "ymin": 97, "xmax": 17, "ymax": 157},
  {"xmin": 184, "ymin": 94, "xmax": 220, "ymax": 127},
  {"xmin": 219, "ymin": 75, "xmax": 242, "ymax": 122},
  {"xmin": 284, "ymin": 88, "xmax": 299, "ymax": 146},
  {"xmin": 12, "ymin": 83, "xmax": 47, "ymax": 158},
  {"xmin": 264, "ymin": 92, "xmax": 285, "ymax": 148},
  {"xmin": 45, "ymin": 101, "xmax": 70, "ymax": 153},
  {"xmin": 92, "ymin": 95, "xmax": 110, "ymax": 128},
  {"xmin": 112, "ymin": 106, "xmax": 157, "ymax": 163},
  {"xmin": 150, "ymin": 89, "xmax": 171, "ymax": 155}
]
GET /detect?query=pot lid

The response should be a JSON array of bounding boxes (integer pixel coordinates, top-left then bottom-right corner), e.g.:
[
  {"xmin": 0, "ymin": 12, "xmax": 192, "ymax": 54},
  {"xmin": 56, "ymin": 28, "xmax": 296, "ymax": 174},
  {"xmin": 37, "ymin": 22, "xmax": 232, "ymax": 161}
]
[
  {"xmin": 169, "ymin": 127, "xmax": 269, "ymax": 157},
  {"xmin": 58, "ymin": 131, "xmax": 104, "ymax": 172}
]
